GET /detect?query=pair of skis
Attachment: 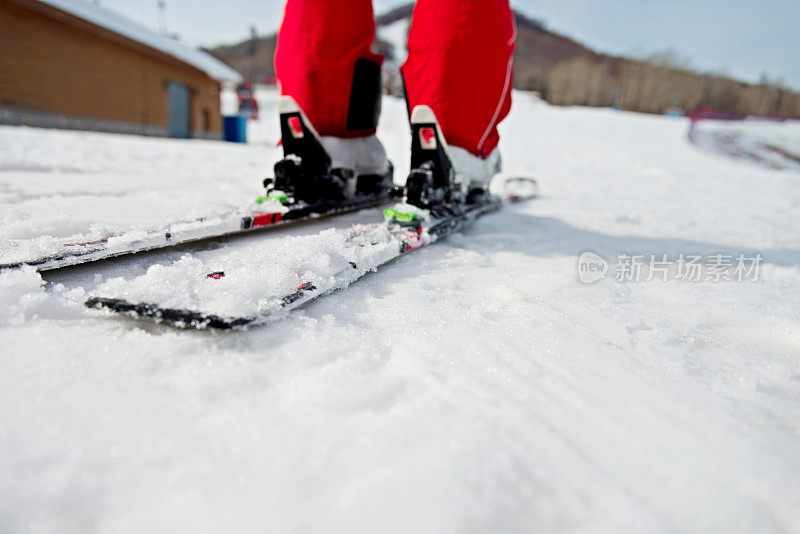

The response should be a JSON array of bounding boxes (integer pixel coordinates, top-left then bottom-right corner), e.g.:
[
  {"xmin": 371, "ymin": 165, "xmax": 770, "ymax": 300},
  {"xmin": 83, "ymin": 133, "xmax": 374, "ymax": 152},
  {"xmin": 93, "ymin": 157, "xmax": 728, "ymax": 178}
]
[
  {"xmin": 12, "ymin": 96, "xmax": 538, "ymax": 329},
  {"xmin": 85, "ymin": 194, "xmax": 529, "ymax": 330}
]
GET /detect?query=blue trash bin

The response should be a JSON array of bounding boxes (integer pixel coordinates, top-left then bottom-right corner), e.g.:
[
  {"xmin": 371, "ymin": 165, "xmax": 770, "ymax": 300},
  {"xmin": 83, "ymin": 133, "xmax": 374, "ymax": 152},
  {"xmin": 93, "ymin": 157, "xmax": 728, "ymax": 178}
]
[{"xmin": 223, "ymin": 115, "xmax": 248, "ymax": 143}]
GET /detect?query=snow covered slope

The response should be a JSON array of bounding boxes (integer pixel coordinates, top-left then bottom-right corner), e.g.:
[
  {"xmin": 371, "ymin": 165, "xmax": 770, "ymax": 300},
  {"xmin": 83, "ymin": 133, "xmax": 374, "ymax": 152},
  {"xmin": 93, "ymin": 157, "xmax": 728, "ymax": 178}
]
[{"xmin": 1, "ymin": 92, "xmax": 800, "ymax": 533}]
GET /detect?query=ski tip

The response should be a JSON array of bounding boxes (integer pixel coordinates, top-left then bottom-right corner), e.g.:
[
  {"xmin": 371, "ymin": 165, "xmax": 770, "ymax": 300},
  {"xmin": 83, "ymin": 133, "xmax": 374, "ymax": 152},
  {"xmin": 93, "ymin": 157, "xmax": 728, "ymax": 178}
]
[
  {"xmin": 277, "ymin": 95, "xmax": 301, "ymax": 115},
  {"xmin": 410, "ymin": 105, "xmax": 437, "ymax": 125},
  {"xmin": 490, "ymin": 173, "xmax": 540, "ymax": 200}
]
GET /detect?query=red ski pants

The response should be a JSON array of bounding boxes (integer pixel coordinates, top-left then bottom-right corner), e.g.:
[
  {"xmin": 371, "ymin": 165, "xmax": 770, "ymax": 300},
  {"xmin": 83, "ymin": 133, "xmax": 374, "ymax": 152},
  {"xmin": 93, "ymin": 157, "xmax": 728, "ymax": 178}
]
[{"xmin": 275, "ymin": 0, "xmax": 515, "ymax": 158}]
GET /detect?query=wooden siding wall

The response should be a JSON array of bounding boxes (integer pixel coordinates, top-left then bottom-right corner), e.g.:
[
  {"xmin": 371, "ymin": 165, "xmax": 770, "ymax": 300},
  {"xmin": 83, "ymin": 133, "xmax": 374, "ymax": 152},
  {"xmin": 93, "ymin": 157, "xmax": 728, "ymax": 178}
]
[{"xmin": 0, "ymin": 0, "xmax": 222, "ymax": 135}]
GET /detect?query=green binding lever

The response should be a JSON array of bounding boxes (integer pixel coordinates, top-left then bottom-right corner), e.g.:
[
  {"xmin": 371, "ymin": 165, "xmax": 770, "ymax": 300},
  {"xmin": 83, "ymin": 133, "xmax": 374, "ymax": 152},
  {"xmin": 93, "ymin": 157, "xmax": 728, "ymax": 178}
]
[{"xmin": 383, "ymin": 207, "xmax": 418, "ymax": 222}]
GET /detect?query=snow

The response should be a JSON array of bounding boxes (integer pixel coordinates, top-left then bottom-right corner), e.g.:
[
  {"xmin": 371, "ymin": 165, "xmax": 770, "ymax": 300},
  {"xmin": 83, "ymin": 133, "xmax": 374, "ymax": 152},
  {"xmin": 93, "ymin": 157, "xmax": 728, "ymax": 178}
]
[
  {"xmin": 0, "ymin": 124, "xmax": 272, "ymax": 242},
  {"xmin": 94, "ymin": 224, "xmax": 400, "ymax": 319},
  {"xmin": 36, "ymin": 0, "xmax": 241, "ymax": 82},
  {"xmin": 2, "ymin": 89, "xmax": 800, "ymax": 533}
]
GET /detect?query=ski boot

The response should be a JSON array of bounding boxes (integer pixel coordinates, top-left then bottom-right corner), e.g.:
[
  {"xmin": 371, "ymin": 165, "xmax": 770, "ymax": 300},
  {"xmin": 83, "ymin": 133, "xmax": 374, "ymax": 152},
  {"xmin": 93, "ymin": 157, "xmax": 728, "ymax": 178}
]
[
  {"xmin": 383, "ymin": 105, "xmax": 464, "ymax": 227},
  {"xmin": 385, "ymin": 105, "xmax": 515, "ymax": 228},
  {"xmin": 258, "ymin": 96, "xmax": 395, "ymax": 207},
  {"xmin": 402, "ymin": 105, "xmax": 464, "ymax": 210},
  {"xmin": 400, "ymin": 104, "xmax": 506, "ymax": 209},
  {"xmin": 449, "ymin": 145, "xmax": 502, "ymax": 204}
]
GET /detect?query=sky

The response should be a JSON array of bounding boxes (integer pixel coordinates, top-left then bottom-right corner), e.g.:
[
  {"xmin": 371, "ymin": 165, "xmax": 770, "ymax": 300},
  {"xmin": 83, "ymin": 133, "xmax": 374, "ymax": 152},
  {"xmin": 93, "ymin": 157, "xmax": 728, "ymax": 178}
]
[{"xmin": 96, "ymin": 0, "xmax": 800, "ymax": 89}]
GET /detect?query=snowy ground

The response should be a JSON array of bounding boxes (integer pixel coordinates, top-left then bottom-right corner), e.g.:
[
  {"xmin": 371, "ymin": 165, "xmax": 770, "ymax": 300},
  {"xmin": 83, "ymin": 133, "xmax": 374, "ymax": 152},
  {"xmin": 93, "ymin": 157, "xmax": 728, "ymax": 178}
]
[{"xmin": 1, "ymin": 89, "xmax": 800, "ymax": 533}]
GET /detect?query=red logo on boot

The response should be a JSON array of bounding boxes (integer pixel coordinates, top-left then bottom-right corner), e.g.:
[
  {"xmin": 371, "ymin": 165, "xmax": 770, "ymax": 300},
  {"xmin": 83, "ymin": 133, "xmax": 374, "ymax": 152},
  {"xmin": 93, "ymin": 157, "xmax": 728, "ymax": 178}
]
[
  {"xmin": 419, "ymin": 127, "xmax": 437, "ymax": 150},
  {"xmin": 288, "ymin": 116, "xmax": 304, "ymax": 139}
]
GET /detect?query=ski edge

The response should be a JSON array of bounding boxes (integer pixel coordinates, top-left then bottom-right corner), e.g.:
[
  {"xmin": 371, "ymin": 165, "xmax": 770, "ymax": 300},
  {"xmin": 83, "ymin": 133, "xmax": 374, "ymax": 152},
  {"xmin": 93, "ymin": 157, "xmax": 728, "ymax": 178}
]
[{"xmin": 85, "ymin": 297, "xmax": 258, "ymax": 330}]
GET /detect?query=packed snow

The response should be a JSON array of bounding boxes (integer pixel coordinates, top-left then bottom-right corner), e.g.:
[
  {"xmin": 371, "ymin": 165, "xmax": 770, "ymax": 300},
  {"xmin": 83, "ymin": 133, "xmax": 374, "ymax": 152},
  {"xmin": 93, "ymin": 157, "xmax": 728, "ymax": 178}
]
[
  {"xmin": 1, "ymin": 88, "xmax": 800, "ymax": 533},
  {"xmin": 94, "ymin": 223, "xmax": 401, "ymax": 319}
]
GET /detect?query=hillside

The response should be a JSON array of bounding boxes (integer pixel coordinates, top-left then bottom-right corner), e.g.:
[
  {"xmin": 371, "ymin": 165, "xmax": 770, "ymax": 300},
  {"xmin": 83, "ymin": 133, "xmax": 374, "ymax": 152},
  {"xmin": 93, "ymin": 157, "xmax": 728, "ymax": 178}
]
[
  {"xmin": 205, "ymin": 3, "xmax": 799, "ymax": 118},
  {"xmin": 203, "ymin": 33, "xmax": 277, "ymax": 82}
]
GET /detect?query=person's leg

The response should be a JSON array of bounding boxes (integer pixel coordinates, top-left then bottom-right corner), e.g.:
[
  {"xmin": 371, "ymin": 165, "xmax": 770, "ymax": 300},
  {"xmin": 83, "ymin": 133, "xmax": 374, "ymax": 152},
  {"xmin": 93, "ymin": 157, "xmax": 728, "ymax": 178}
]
[
  {"xmin": 275, "ymin": 0, "xmax": 383, "ymax": 138},
  {"xmin": 402, "ymin": 0, "xmax": 515, "ymax": 159}
]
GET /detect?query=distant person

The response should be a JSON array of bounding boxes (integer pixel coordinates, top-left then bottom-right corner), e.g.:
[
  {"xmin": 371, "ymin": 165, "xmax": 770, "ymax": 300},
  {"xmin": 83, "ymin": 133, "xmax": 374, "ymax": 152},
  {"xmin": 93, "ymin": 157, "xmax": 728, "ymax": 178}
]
[{"xmin": 267, "ymin": 0, "xmax": 516, "ymax": 207}]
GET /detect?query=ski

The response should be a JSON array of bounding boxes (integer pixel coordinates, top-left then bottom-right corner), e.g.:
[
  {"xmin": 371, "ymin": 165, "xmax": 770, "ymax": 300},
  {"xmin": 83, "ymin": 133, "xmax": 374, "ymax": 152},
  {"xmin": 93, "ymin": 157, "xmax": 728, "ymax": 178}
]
[
  {"xmin": 0, "ymin": 192, "xmax": 396, "ymax": 272},
  {"xmin": 1, "ymin": 96, "xmax": 397, "ymax": 272},
  {"xmin": 84, "ymin": 175, "xmax": 538, "ymax": 330}
]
